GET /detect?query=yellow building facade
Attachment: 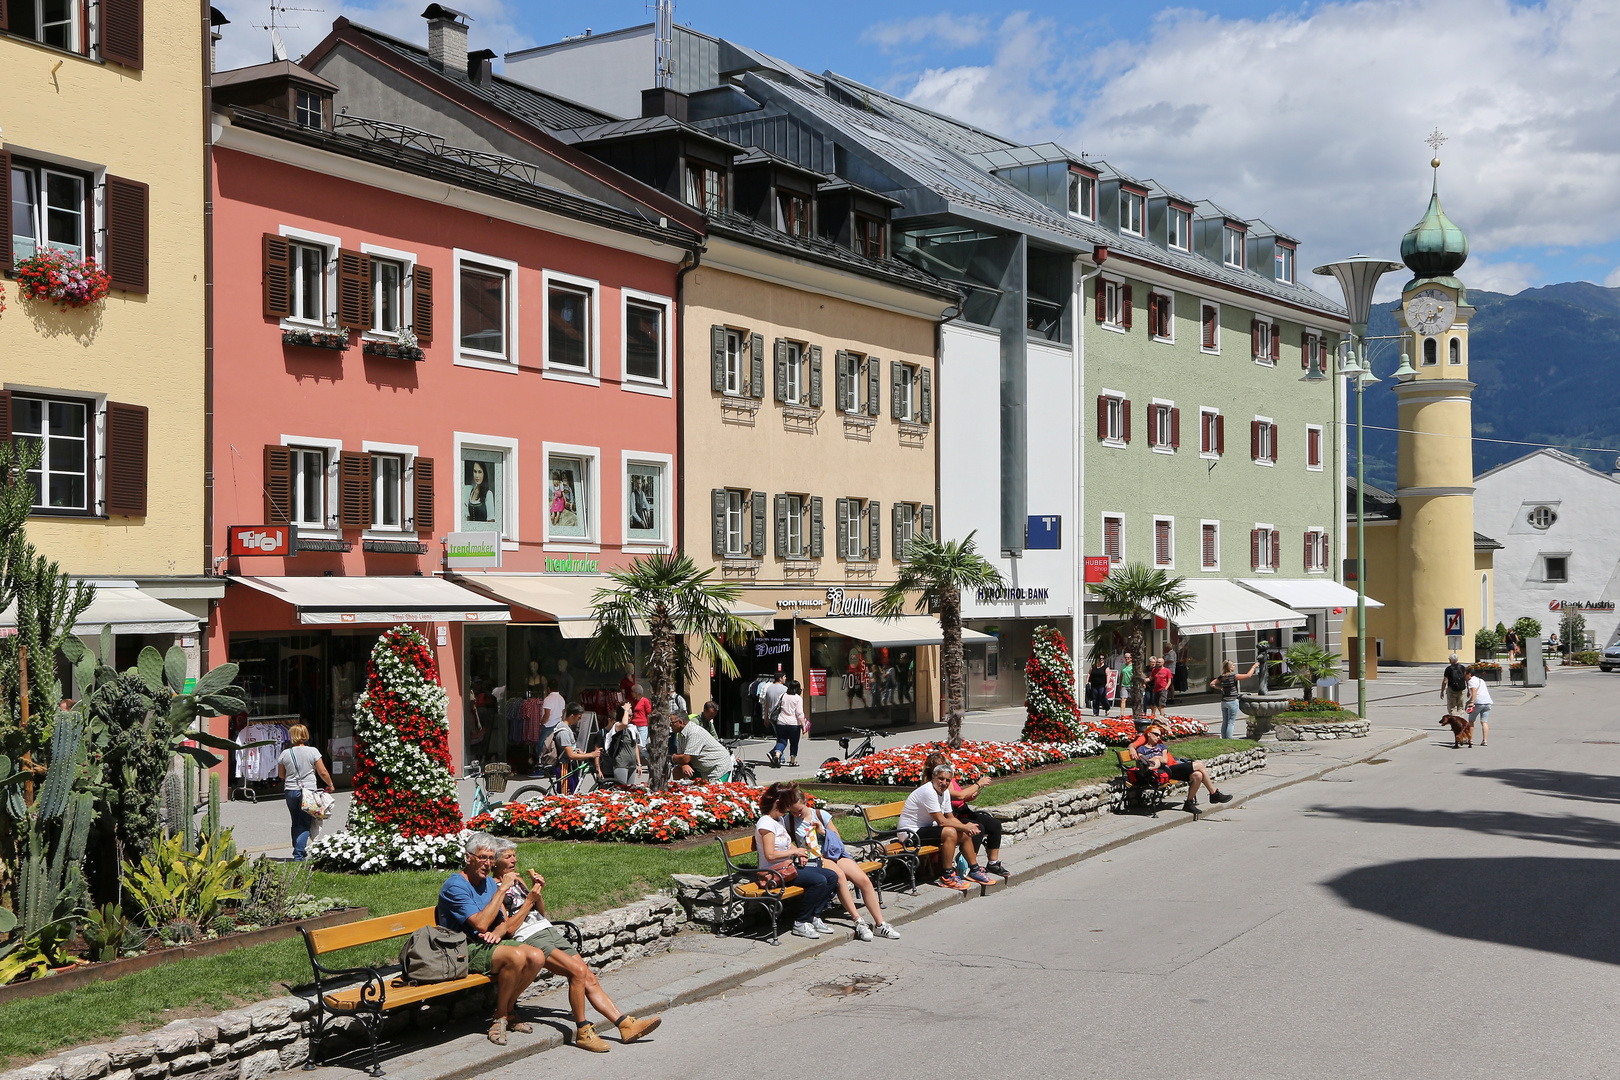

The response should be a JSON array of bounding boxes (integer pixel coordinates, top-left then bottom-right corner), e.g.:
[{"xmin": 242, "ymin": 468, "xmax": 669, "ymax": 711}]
[{"xmin": 2, "ymin": 2, "xmax": 218, "ymax": 671}]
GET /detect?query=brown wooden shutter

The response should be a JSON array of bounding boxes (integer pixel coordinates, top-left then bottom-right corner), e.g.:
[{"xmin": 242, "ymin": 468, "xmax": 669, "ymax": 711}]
[
  {"xmin": 264, "ymin": 446, "xmax": 292, "ymax": 525},
  {"xmin": 1200, "ymin": 412, "xmax": 1210, "ymax": 454},
  {"xmin": 0, "ymin": 1, "xmax": 9, "ymax": 32},
  {"xmin": 1215, "ymin": 414, "xmax": 1225, "ymax": 456},
  {"xmin": 1270, "ymin": 327, "xmax": 1281, "ymax": 364},
  {"xmin": 412, "ymin": 265, "xmax": 434, "ymax": 343},
  {"xmin": 337, "ymin": 249, "xmax": 371, "ymax": 330},
  {"xmin": 1271, "ymin": 532, "xmax": 1281, "ymax": 570},
  {"xmin": 0, "ymin": 391, "xmax": 10, "ymax": 443},
  {"xmin": 338, "ymin": 451, "xmax": 372, "ymax": 529},
  {"xmin": 1146, "ymin": 294, "xmax": 1160, "ymax": 338},
  {"xmin": 1251, "ymin": 320, "xmax": 1261, "ymax": 358},
  {"xmin": 413, "ymin": 456, "xmax": 435, "ymax": 535},
  {"xmin": 1304, "ymin": 531, "xmax": 1313, "ymax": 571},
  {"xmin": 1170, "ymin": 407, "xmax": 1181, "ymax": 449},
  {"xmin": 1251, "ymin": 420, "xmax": 1261, "ymax": 460},
  {"xmin": 1251, "ymin": 529, "xmax": 1261, "ymax": 570},
  {"xmin": 105, "ymin": 175, "xmax": 150, "ymax": 294},
  {"xmin": 262, "ymin": 234, "xmax": 292, "ymax": 319},
  {"xmin": 1145, "ymin": 404, "xmax": 1157, "ymax": 447},
  {"xmin": 100, "ymin": 0, "xmax": 143, "ymax": 69},
  {"xmin": 1121, "ymin": 398, "xmax": 1131, "ymax": 443},
  {"xmin": 1270, "ymin": 423, "xmax": 1279, "ymax": 462},
  {"xmin": 1202, "ymin": 305, "xmax": 1217, "ymax": 349},
  {"xmin": 1094, "ymin": 278, "xmax": 1106, "ymax": 323},
  {"xmin": 1121, "ymin": 285, "xmax": 1133, "ymax": 330},
  {"xmin": 0, "ymin": 151, "xmax": 12, "ymax": 276},
  {"xmin": 1097, "ymin": 394, "xmax": 1108, "ymax": 441},
  {"xmin": 104, "ymin": 402, "xmax": 148, "ymax": 516},
  {"xmin": 1301, "ymin": 330, "xmax": 1311, "ymax": 370}
]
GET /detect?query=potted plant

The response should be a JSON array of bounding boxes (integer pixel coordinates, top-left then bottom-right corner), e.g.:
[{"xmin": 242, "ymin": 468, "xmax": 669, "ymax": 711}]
[
  {"xmin": 1279, "ymin": 640, "xmax": 1341, "ymax": 702},
  {"xmin": 14, "ymin": 248, "xmax": 111, "ymax": 308},
  {"xmin": 361, "ymin": 326, "xmax": 424, "ymax": 361},
  {"xmin": 282, "ymin": 327, "xmax": 349, "ymax": 351}
]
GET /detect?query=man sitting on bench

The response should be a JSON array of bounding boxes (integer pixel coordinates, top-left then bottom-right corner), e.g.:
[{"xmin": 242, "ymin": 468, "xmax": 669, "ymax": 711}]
[
  {"xmin": 437, "ymin": 833, "xmax": 659, "ymax": 1050},
  {"xmin": 897, "ymin": 763, "xmax": 988, "ymax": 890}
]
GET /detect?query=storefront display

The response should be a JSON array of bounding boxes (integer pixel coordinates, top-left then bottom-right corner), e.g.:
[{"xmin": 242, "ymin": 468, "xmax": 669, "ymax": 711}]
[{"xmin": 808, "ymin": 630, "xmax": 916, "ymax": 729}]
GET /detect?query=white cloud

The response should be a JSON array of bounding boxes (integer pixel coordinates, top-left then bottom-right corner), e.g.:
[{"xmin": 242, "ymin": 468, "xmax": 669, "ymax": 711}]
[
  {"xmin": 895, "ymin": 0, "xmax": 1620, "ymax": 278},
  {"xmin": 1605, "ymin": 266, "xmax": 1620, "ymax": 288},
  {"xmin": 1460, "ymin": 260, "xmax": 1541, "ymax": 296},
  {"xmin": 865, "ymin": 14, "xmax": 991, "ymax": 51},
  {"xmin": 213, "ymin": 0, "xmax": 533, "ymax": 74}
]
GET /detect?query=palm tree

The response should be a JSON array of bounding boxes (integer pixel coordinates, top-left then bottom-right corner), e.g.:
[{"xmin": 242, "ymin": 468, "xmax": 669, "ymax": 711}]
[
  {"xmin": 586, "ymin": 553, "xmax": 757, "ymax": 791},
  {"xmin": 875, "ymin": 531, "xmax": 1003, "ymax": 747},
  {"xmin": 1088, "ymin": 563, "xmax": 1193, "ymax": 718}
]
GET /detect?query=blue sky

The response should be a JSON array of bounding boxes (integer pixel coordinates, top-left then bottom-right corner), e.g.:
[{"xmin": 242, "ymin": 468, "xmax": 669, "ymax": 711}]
[{"xmin": 220, "ymin": 0, "xmax": 1620, "ymax": 297}]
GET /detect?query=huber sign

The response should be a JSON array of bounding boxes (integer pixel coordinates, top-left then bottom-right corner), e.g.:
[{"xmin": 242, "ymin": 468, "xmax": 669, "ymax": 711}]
[
  {"xmin": 1084, "ymin": 556, "xmax": 1111, "ymax": 583},
  {"xmin": 228, "ymin": 525, "xmax": 296, "ymax": 557}
]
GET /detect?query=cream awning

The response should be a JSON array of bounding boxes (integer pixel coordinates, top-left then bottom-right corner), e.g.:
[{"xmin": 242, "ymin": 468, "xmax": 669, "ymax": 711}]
[
  {"xmin": 232, "ymin": 575, "xmax": 508, "ymax": 625},
  {"xmin": 803, "ymin": 615, "xmax": 981, "ymax": 647},
  {"xmin": 1, "ymin": 583, "xmax": 202, "ymax": 636},
  {"xmin": 449, "ymin": 574, "xmax": 773, "ymax": 638},
  {"xmin": 1154, "ymin": 579, "xmax": 1307, "ymax": 635},
  {"xmin": 1236, "ymin": 578, "xmax": 1384, "ymax": 611}
]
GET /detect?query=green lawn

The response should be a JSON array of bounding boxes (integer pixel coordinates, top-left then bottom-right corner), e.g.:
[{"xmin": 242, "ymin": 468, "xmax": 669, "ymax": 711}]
[{"xmin": 0, "ymin": 841, "xmax": 724, "ymax": 1068}]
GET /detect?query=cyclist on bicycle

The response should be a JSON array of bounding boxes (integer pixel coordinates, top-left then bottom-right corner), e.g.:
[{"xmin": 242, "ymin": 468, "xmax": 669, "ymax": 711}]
[{"xmin": 539, "ymin": 704, "xmax": 601, "ymax": 794}]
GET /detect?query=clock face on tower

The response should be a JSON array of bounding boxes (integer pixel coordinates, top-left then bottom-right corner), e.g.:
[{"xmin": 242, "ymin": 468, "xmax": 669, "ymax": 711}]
[{"xmin": 1405, "ymin": 288, "xmax": 1457, "ymax": 336}]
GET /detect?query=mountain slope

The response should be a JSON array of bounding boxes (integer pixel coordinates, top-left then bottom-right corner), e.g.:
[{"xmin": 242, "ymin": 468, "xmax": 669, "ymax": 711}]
[{"xmin": 1360, "ymin": 281, "xmax": 1620, "ymax": 490}]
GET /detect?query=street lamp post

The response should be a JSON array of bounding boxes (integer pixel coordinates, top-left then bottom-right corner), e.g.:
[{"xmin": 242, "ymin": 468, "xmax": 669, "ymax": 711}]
[{"xmin": 1311, "ymin": 256, "xmax": 1402, "ymax": 719}]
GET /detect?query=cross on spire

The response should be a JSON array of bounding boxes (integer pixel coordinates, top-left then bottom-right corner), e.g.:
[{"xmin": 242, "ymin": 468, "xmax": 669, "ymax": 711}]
[{"xmin": 1425, "ymin": 127, "xmax": 1448, "ymax": 155}]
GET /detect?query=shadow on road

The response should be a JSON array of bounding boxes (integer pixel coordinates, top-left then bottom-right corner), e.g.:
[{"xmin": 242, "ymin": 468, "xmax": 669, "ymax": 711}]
[
  {"xmin": 1305, "ymin": 803, "xmax": 1620, "ymax": 849},
  {"xmin": 1462, "ymin": 767, "xmax": 1620, "ymax": 806},
  {"xmin": 1326, "ymin": 857, "xmax": 1620, "ymax": 966}
]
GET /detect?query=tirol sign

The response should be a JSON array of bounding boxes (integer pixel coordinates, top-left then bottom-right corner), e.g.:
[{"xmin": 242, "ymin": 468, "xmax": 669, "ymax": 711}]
[
  {"xmin": 825, "ymin": 588, "xmax": 876, "ymax": 617},
  {"xmin": 445, "ymin": 532, "xmax": 502, "ymax": 569},
  {"xmin": 228, "ymin": 525, "xmax": 296, "ymax": 557}
]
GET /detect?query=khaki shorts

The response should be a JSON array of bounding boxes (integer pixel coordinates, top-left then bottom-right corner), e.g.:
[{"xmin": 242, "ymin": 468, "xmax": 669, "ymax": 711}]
[
  {"xmin": 466, "ymin": 939, "xmax": 518, "ymax": 975},
  {"xmin": 516, "ymin": 924, "xmax": 578, "ymax": 959}
]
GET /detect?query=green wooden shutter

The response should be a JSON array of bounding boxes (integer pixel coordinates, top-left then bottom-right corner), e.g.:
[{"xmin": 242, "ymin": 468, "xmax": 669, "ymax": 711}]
[
  {"xmin": 866, "ymin": 356, "xmax": 881, "ymax": 417},
  {"xmin": 808, "ymin": 345, "xmax": 823, "ymax": 407},
  {"xmin": 810, "ymin": 496, "xmax": 824, "ymax": 558},
  {"xmin": 774, "ymin": 339, "xmax": 788, "ymax": 402},
  {"xmin": 891, "ymin": 361, "xmax": 904, "ymax": 417},
  {"xmin": 774, "ymin": 494, "xmax": 788, "ymax": 557},
  {"xmin": 711, "ymin": 489, "xmax": 726, "ymax": 554},
  {"xmin": 710, "ymin": 326, "xmax": 727, "ymax": 393},
  {"xmin": 920, "ymin": 504, "xmax": 935, "ymax": 539},
  {"xmin": 836, "ymin": 498, "xmax": 850, "ymax": 559},
  {"xmin": 749, "ymin": 332, "xmax": 765, "ymax": 399},
  {"xmin": 919, "ymin": 367, "xmax": 932, "ymax": 423},
  {"xmin": 750, "ymin": 491, "xmax": 767, "ymax": 556},
  {"xmin": 868, "ymin": 501, "xmax": 880, "ymax": 560},
  {"xmin": 892, "ymin": 502, "xmax": 903, "ymax": 560}
]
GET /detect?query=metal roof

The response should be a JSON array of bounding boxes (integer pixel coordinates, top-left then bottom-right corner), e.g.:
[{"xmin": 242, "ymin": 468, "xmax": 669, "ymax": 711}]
[
  {"xmin": 706, "ymin": 210, "xmax": 958, "ymax": 300},
  {"xmin": 552, "ymin": 113, "xmax": 738, "ymax": 149},
  {"xmin": 966, "ymin": 143, "xmax": 1080, "ymax": 171}
]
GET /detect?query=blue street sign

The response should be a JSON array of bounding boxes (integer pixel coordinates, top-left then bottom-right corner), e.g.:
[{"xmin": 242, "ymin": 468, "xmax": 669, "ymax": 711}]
[
  {"xmin": 1026, "ymin": 515, "xmax": 1062, "ymax": 550},
  {"xmin": 1444, "ymin": 608, "xmax": 1463, "ymax": 636}
]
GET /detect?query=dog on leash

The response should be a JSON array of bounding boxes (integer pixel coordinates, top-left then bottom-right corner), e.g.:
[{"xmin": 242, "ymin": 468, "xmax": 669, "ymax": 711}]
[{"xmin": 1440, "ymin": 713, "xmax": 1474, "ymax": 748}]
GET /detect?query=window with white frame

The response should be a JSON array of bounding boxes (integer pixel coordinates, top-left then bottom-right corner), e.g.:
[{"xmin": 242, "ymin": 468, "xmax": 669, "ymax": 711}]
[
  {"xmin": 624, "ymin": 295, "xmax": 669, "ymax": 388},
  {"xmin": 1223, "ymin": 226, "xmax": 1246, "ymax": 268},
  {"xmin": 625, "ymin": 457, "xmax": 668, "ymax": 546},
  {"xmin": 838, "ymin": 352, "xmax": 865, "ymax": 414},
  {"xmin": 1068, "ymin": 171, "xmax": 1095, "ymax": 220},
  {"xmin": 1167, "ymin": 208, "xmax": 1191, "ymax": 251},
  {"xmin": 1302, "ymin": 331, "xmax": 1323, "ymax": 372},
  {"xmin": 544, "ymin": 448, "xmax": 595, "ymax": 542},
  {"xmin": 369, "ymin": 257, "xmax": 404, "ymax": 336},
  {"xmin": 1200, "ymin": 408, "xmax": 1223, "ymax": 457},
  {"xmin": 1307, "ymin": 424, "xmax": 1324, "ymax": 471},
  {"xmin": 1120, "ymin": 191, "xmax": 1145, "ymax": 236},
  {"xmin": 546, "ymin": 274, "xmax": 596, "ymax": 375},
  {"xmin": 1253, "ymin": 318, "xmax": 1275, "ymax": 364},
  {"xmin": 371, "ymin": 453, "xmax": 404, "ymax": 530},
  {"xmin": 1200, "ymin": 302, "xmax": 1219, "ymax": 352},
  {"xmin": 457, "ymin": 439, "xmax": 513, "ymax": 539},
  {"xmin": 8, "ymin": 0, "xmax": 84, "ymax": 53},
  {"xmin": 456, "ymin": 251, "xmax": 516, "ymax": 366},
  {"xmin": 896, "ymin": 502, "xmax": 918, "ymax": 559},
  {"xmin": 1251, "ymin": 524, "xmax": 1278, "ymax": 572},
  {"xmin": 1102, "ymin": 279, "xmax": 1126, "ymax": 329},
  {"xmin": 1275, "ymin": 245, "xmax": 1295, "ymax": 283},
  {"xmin": 9, "ymin": 159, "xmax": 89, "ymax": 263},
  {"xmin": 1252, "ymin": 416, "xmax": 1277, "ymax": 464},
  {"xmin": 1100, "ymin": 393, "xmax": 1128, "ymax": 444},
  {"xmin": 289, "ymin": 241, "xmax": 329, "ymax": 326},
  {"xmin": 784, "ymin": 341, "xmax": 804, "ymax": 404},
  {"xmin": 1103, "ymin": 514, "xmax": 1125, "ymax": 565},
  {"xmin": 896, "ymin": 362, "xmax": 916, "ymax": 421},
  {"xmin": 296, "ymin": 90, "xmax": 324, "ymax": 129},
  {"xmin": 724, "ymin": 489, "xmax": 747, "ymax": 556},
  {"xmin": 840, "ymin": 498, "xmax": 867, "ymax": 560},
  {"xmin": 1305, "ymin": 528, "xmax": 1329, "ymax": 573},
  {"xmin": 784, "ymin": 493, "xmax": 805, "ymax": 556},
  {"xmin": 1148, "ymin": 401, "xmax": 1177, "ymax": 451},
  {"xmin": 724, "ymin": 330, "xmax": 746, "ymax": 396},
  {"xmin": 1153, "ymin": 517, "xmax": 1174, "ymax": 568},
  {"xmin": 11, "ymin": 394, "xmax": 93, "ymax": 513},
  {"xmin": 289, "ymin": 446, "xmax": 329, "ymax": 528},
  {"xmin": 1200, "ymin": 521, "xmax": 1220, "ymax": 570},
  {"xmin": 1147, "ymin": 291, "xmax": 1173, "ymax": 342}
]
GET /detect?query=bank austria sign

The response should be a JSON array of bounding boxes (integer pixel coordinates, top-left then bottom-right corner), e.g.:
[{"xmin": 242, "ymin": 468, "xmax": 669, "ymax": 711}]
[{"xmin": 1550, "ymin": 600, "xmax": 1616, "ymax": 611}]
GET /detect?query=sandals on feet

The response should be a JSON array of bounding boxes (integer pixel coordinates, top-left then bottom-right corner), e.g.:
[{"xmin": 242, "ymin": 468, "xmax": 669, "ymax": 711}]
[
  {"xmin": 507, "ymin": 1020, "xmax": 534, "ymax": 1034},
  {"xmin": 487, "ymin": 1018, "xmax": 508, "ymax": 1046}
]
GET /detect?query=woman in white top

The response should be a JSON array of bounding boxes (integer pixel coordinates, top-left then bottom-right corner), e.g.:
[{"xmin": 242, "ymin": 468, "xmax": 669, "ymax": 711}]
[
  {"xmin": 769, "ymin": 680, "xmax": 810, "ymax": 767},
  {"xmin": 755, "ymin": 782, "xmax": 839, "ymax": 940},
  {"xmin": 1466, "ymin": 673, "xmax": 1494, "ymax": 746},
  {"xmin": 277, "ymin": 723, "xmax": 334, "ymax": 861}
]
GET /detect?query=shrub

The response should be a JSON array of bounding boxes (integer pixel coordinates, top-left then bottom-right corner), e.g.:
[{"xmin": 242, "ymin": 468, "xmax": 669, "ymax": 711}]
[
  {"xmin": 1571, "ymin": 650, "xmax": 1601, "ymax": 666},
  {"xmin": 1281, "ymin": 698, "xmax": 1350, "ymax": 715},
  {"xmin": 1513, "ymin": 616, "xmax": 1542, "ymax": 639}
]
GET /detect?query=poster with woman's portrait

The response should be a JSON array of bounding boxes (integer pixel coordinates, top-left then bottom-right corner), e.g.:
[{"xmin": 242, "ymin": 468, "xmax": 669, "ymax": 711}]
[
  {"xmin": 548, "ymin": 455, "xmax": 588, "ymax": 538},
  {"xmin": 461, "ymin": 449, "xmax": 503, "ymax": 534},
  {"xmin": 627, "ymin": 462, "xmax": 662, "ymax": 542}
]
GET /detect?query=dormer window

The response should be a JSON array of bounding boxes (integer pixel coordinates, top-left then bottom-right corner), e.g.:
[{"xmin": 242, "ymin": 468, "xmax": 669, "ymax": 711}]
[
  {"xmin": 296, "ymin": 89, "xmax": 324, "ymax": 129},
  {"xmin": 1068, "ymin": 171, "xmax": 1095, "ymax": 220},
  {"xmin": 1167, "ymin": 208, "xmax": 1190, "ymax": 251},
  {"xmin": 1223, "ymin": 226, "xmax": 1246, "ymax": 268},
  {"xmin": 855, "ymin": 214, "xmax": 885, "ymax": 259},
  {"xmin": 1275, "ymin": 245, "xmax": 1295, "ymax": 283},
  {"xmin": 777, "ymin": 191, "xmax": 810, "ymax": 238},
  {"xmin": 1120, "ymin": 191, "xmax": 1145, "ymax": 236},
  {"xmin": 685, "ymin": 162, "xmax": 725, "ymax": 215}
]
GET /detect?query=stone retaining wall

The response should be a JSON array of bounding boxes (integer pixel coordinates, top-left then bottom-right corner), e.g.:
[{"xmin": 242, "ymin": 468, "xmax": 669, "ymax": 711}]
[
  {"xmin": 4, "ymin": 898, "xmax": 685, "ymax": 1080},
  {"xmin": 1271, "ymin": 720, "xmax": 1370, "ymax": 741}
]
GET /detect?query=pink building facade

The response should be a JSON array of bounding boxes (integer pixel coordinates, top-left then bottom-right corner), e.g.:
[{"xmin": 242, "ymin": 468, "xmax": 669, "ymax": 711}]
[{"xmin": 207, "ymin": 84, "xmax": 701, "ymax": 788}]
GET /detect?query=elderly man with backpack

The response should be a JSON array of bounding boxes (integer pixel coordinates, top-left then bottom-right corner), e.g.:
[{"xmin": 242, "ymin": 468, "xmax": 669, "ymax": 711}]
[{"xmin": 1441, "ymin": 653, "xmax": 1470, "ymax": 715}]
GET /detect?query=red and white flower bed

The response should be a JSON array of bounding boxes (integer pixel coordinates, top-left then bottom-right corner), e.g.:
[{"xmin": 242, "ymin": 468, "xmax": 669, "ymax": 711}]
[
  {"xmin": 467, "ymin": 781, "xmax": 764, "ymax": 844},
  {"xmin": 1084, "ymin": 716, "xmax": 1208, "ymax": 745},
  {"xmin": 815, "ymin": 737, "xmax": 1104, "ymax": 786}
]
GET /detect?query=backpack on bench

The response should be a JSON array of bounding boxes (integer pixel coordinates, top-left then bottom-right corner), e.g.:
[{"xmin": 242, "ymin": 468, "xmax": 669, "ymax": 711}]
[{"xmin": 396, "ymin": 925, "xmax": 469, "ymax": 985}]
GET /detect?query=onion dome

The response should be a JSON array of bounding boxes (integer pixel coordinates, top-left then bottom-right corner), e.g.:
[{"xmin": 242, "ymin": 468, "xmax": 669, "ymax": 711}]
[{"xmin": 1400, "ymin": 162, "xmax": 1468, "ymax": 277}]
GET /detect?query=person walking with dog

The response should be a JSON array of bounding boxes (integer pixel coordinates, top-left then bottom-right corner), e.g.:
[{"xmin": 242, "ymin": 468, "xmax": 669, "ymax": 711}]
[
  {"xmin": 1441, "ymin": 652, "xmax": 1470, "ymax": 715},
  {"xmin": 1467, "ymin": 669, "xmax": 1494, "ymax": 746}
]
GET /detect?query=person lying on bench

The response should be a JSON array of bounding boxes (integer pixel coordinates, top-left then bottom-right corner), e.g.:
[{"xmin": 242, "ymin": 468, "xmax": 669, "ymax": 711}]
[
  {"xmin": 898, "ymin": 763, "xmax": 988, "ymax": 890},
  {"xmin": 485, "ymin": 838, "xmax": 659, "ymax": 1053},
  {"xmin": 437, "ymin": 833, "xmax": 660, "ymax": 1050},
  {"xmin": 756, "ymin": 781, "xmax": 841, "ymax": 940},
  {"xmin": 789, "ymin": 790, "xmax": 901, "ymax": 941},
  {"xmin": 924, "ymin": 751, "xmax": 1008, "ymax": 879},
  {"xmin": 1131, "ymin": 724, "xmax": 1232, "ymax": 815}
]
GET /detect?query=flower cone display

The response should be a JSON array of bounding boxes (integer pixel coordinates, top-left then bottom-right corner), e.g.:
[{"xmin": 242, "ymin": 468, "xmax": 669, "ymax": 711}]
[{"xmin": 1020, "ymin": 625, "xmax": 1086, "ymax": 743}]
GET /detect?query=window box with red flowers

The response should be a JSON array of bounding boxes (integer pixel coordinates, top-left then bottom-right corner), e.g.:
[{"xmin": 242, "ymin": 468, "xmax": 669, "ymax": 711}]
[
  {"xmin": 282, "ymin": 328, "xmax": 350, "ymax": 351},
  {"xmin": 14, "ymin": 248, "xmax": 111, "ymax": 308},
  {"xmin": 361, "ymin": 339, "xmax": 424, "ymax": 361}
]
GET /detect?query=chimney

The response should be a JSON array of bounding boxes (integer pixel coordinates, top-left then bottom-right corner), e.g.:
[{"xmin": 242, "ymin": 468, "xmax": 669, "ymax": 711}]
[
  {"xmin": 422, "ymin": 3, "xmax": 469, "ymax": 74},
  {"xmin": 641, "ymin": 87, "xmax": 689, "ymax": 122},
  {"xmin": 209, "ymin": 6, "xmax": 229, "ymax": 74},
  {"xmin": 467, "ymin": 48, "xmax": 495, "ymax": 86}
]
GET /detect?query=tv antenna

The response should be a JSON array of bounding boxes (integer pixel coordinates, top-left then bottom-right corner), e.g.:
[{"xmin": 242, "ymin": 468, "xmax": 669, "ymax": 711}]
[
  {"xmin": 251, "ymin": 1, "xmax": 324, "ymax": 61},
  {"xmin": 651, "ymin": 0, "xmax": 674, "ymax": 88}
]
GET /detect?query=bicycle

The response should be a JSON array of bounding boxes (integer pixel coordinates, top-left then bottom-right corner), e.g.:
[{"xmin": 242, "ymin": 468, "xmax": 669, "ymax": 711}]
[
  {"xmin": 723, "ymin": 737, "xmax": 759, "ymax": 787},
  {"xmin": 465, "ymin": 761, "xmax": 570, "ymax": 818},
  {"xmin": 822, "ymin": 727, "xmax": 887, "ymax": 769}
]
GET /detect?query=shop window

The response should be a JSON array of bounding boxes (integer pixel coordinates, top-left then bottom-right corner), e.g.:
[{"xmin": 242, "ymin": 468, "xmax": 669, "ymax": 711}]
[
  {"xmin": 626, "ymin": 459, "xmax": 667, "ymax": 546},
  {"xmin": 1103, "ymin": 514, "xmax": 1125, "ymax": 565},
  {"xmin": 545, "ymin": 449, "xmax": 593, "ymax": 542},
  {"xmin": 10, "ymin": 394, "xmax": 92, "ymax": 514},
  {"xmin": 545, "ymin": 275, "xmax": 596, "ymax": 375},
  {"xmin": 458, "ymin": 443, "xmax": 510, "ymax": 537},
  {"xmin": 624, "ymin": 297, "xmax": 668, "ymax": 387}
]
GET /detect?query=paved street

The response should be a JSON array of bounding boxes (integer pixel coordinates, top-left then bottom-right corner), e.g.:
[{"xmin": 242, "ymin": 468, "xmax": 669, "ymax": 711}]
[{"xmin": 479, "ymin": 666, "xmax": 1620, "ymax": 1080}]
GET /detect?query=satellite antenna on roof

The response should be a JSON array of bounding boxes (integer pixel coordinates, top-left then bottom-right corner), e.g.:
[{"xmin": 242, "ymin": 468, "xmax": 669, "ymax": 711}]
[
  {"xmin": 652, "ymin": 0, "xmax": 674, "ymax": 89},
  {"xmin": 252, "ymin": 0, "xmax": 323, "ymax": 63}
]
